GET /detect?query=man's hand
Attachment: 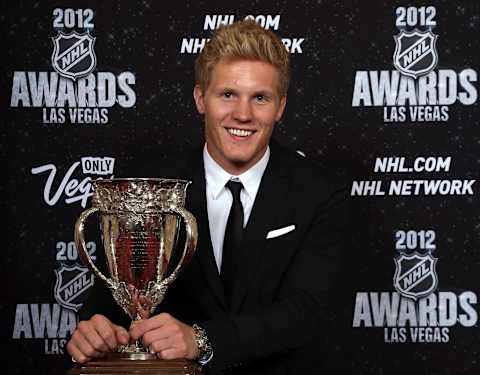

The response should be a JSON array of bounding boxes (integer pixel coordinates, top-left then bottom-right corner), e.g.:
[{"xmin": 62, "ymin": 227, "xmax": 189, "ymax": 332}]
[
  {"xmin": 129, "ymin": 313, "xmax": 199, "ymax": 360},
  {"xmin": 66, "ymin": 314, "xmax": 130, "ymax": 364}
]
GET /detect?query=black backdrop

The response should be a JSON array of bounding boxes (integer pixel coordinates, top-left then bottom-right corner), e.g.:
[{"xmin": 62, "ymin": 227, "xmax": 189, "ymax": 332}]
[{"xmin": 3, "ymin": 1, "xmax": 479, "ymax": 374}]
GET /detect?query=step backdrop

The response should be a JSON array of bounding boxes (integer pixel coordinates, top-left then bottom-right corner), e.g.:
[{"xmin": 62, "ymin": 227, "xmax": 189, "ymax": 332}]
[{"xmin": 2, "ymin": 1, "xmax": 479, "ymax": 374}]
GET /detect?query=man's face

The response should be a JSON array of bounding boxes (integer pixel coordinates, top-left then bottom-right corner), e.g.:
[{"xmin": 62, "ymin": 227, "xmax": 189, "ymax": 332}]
[{"xmin": 194, "ymin": 59, "xmax": 286, "ymax": 175}]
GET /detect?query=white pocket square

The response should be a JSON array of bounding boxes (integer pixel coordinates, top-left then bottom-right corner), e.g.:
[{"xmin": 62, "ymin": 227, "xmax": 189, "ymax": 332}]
[{"xmin": 266, "ymin": 225, "xmax": 296, "ymax": 239}]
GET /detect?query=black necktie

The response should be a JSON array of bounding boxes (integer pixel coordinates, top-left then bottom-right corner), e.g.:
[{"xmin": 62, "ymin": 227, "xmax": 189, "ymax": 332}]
[{"xmin": 221, "ymin": 180, "xmax": 244, "ymax": 302}]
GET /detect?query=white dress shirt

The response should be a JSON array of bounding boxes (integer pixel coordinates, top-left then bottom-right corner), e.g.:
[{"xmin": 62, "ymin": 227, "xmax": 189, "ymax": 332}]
[{"xmin": 203, "ymin": 144, "xmax": 270, "ymax": 272}]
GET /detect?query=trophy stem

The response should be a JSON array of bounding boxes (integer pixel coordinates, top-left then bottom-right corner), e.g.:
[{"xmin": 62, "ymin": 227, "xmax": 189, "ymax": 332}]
[
  {"xmin": 116, "ymin": 315, "xmax": 154, "ymax": 357},
  {"xmin": 132, "ymin": 314, "xmax": 145, "ymax": 353}
]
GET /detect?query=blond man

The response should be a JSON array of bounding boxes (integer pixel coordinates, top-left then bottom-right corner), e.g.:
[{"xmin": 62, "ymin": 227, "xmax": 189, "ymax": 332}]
[{"xmin": 68, "ymin": 19, "xmax": 345, "ymax": 374}]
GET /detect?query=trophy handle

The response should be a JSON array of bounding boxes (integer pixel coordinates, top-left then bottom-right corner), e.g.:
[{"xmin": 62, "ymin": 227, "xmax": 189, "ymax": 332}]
[
  {"xmin": 160, "ymin": 206, "xmax": 198, "ymax": 287},
  {"xmin": 74, "ymin": 207, "xmax": 114, "ymax": 288}
]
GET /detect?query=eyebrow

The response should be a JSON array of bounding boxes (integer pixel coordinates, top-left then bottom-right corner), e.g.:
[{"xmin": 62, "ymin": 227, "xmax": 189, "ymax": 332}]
[
  {"xmin": 218, "ymin": 86, "xmax": 235, "ymax": 92},
  {"xmin": 252, "ymin": 90, "xmax": 274, "ymax": 96},
  {"xmin": 216, "ymin": 87, "xmax": 274, "ymax": 96}
]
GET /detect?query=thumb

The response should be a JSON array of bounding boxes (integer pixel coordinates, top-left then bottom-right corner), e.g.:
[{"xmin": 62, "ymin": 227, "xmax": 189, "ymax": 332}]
[{"xmin": 112, "ymin": 324, "xmax": 130, "ymax": 345}]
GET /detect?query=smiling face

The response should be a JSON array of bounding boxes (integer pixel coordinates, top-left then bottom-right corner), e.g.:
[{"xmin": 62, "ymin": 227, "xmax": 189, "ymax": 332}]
[{"xmin": 194, "ymin": 59, "xmax": 286, "ymax": 175}]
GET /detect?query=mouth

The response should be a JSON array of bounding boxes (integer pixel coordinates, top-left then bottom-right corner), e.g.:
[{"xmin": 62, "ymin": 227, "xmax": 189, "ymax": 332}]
[{"xmin": 226, "ymin": 127, "xmax": 256, "ymax": 138}]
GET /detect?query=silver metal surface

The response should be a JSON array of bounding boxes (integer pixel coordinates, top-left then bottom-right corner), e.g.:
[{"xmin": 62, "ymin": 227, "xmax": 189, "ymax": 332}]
[{"xmin": 74, "ymin": 178, "xmax": 198, "ymax": 354}]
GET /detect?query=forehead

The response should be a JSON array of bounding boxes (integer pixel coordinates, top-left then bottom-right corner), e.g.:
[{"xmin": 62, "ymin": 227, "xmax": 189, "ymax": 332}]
[{"xmin": 208, "ymin": 58, "xmax": 280, "ymax": 92}]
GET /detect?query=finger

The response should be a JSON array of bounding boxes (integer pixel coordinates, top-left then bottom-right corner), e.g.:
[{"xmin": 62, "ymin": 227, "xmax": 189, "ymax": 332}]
[
  {"xmin": 77, "ymin": 321, "xmax": 110, "ymax": 353},
  {"xmin": 157, "ymin": 348, "xmax": 181, "ymax": 360},
  {"xmin": 72, "ymin": 330, "xmax": 105, "ymax": 359},
  {"xmin": 95, "ymin": 324, "xmax": 120, "ymax": 351},
  {"xmin": 113, "ymin": 324, "xmax": 130, "ymax": 346},
  {"xmin": 130, "ymin": 313, "xmax": 171, "ymax": 340},
  {"xmin": 142, "ymin": 324, "xmax": 180, "ymax": 347},
  {"xmin": 67, "ymin": 340, "xmax": 91, "ymax": 364},
  {"xmin": 89, "ymin": 315, "xmax": 121, "ymax": 350},
  {"xmin": 150, "ymin": 337, "xmax": 173, "ymax": 354}
]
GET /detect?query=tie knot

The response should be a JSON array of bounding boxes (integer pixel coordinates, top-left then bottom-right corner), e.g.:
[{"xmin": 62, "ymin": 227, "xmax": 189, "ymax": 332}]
[{"xmin": 225, "ymin": 180, "xmax": 243, "ymax": 200}]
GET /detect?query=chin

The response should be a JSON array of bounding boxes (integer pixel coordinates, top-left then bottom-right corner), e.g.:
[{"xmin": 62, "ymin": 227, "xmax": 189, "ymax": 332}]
[
  {"xmin": 226, "ymin": 151, "xmax": 254, "ymax": 165},
  {"xmin": 227, "ymin": 157, "xmax": 250, "ymax": 168}
]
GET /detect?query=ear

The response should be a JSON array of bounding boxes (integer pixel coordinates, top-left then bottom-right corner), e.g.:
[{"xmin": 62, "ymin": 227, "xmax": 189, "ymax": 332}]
[
  {"xmin": 275, "ymin": 96, "xmax": 287, "ymax": 122},
  {"xmin": 193, "ymin": 85, "xmax": 205, "ymax": 114}
]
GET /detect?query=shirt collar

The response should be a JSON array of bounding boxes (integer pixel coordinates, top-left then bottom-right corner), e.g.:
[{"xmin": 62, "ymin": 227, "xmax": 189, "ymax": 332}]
[{"xmin": 203, "ymin": 144, "xmax": 270, "ymax": 200}]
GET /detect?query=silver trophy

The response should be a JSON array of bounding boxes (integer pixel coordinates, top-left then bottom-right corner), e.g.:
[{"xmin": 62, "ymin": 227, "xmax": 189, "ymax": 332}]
[{"xmin": 74, "ymin": 178, "xmax": 198, "ymax": 357}]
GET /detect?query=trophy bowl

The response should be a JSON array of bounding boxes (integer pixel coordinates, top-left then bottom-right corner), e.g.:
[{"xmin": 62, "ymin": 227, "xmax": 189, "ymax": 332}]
[{"xmin": 74, "ymin": 178, "xmax": 198, "ymax": 358}]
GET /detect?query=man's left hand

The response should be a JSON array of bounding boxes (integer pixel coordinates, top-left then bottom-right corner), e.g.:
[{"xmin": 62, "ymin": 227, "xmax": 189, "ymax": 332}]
[{"xmin": 129, "ymin": 313, "xmax": 199, "ymax": 360}]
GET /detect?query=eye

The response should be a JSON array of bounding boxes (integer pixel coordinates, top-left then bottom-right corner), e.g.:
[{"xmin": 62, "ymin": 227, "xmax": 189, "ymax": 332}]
[
  {"xmin": 255, "ymin": 94, "xmax": 271, "ymax": 103},
  {"xmin": 222, "ymin": 91, "xmax": 233, "ymax": 99}
]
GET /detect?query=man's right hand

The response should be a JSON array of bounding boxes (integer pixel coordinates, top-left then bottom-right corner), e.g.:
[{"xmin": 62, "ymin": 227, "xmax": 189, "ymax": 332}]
[{"xmin": 66, "ymin": 314, "xmax": 130, "ymax": 364}]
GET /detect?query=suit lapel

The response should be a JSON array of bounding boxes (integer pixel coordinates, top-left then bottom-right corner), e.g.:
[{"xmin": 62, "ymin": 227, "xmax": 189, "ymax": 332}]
[
  {"xmin": 183, "ymin": 151, "xmax": 228, "ymax": 311},
  {"xmin": 230, "ymin": 144, "xmax": 290, "ymax": 311}
]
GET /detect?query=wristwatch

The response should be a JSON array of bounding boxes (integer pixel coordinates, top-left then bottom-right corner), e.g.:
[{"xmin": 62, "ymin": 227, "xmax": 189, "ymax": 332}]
[{"xmin": 192, "ymin": 324, "xmax": 213, "ymax": 365}]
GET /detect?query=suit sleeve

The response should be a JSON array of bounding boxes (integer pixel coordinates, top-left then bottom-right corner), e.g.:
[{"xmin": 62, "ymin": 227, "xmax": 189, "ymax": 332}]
[{"xmin": 200, "ymin": 185, "xmax": 350, "ymax": 371}]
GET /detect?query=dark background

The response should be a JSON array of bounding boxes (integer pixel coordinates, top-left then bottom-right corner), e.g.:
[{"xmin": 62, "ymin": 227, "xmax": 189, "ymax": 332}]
[{"xmin": 2, "ymin": 1, "xmax": 479, "ymax": 374}]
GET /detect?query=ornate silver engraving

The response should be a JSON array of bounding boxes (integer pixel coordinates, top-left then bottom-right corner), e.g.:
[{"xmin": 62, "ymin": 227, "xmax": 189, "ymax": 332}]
[{"xmin": 92, "ymin": 178, "xmax": 189, "ymax": 213}]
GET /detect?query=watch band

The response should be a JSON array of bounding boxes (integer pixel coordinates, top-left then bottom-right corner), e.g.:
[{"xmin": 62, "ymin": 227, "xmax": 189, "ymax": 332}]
[{"xmin": 192, "ymin": 323, "xmax": 213, "ymax": 365}]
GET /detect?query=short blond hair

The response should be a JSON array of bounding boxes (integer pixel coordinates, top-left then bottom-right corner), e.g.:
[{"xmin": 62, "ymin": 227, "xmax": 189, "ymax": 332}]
[{"xmin": 195, "ymin": 19, "xmax": 290, "ymax": 96}]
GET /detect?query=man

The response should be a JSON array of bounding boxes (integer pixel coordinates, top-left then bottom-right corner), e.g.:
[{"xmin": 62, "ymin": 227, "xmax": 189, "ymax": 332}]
[{"xmin": 67, "ymin": 19, "xmax": 347, "ymax": 374}]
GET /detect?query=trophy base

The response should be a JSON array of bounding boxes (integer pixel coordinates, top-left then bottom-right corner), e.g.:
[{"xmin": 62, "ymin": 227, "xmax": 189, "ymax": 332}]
[
  {"xmin": 117, "ymin": 343, "xmax": 154, "ymax": 355},
  {"xmin": 67, "ymin": 353, "xmax": 202, "ymax": 375}
]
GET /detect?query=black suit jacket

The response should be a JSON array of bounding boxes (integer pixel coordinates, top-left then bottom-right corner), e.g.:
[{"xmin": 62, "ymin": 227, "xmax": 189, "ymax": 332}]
[{"xmin": 80, "ymin": 140, "xmax": 349, "ymax": 375}]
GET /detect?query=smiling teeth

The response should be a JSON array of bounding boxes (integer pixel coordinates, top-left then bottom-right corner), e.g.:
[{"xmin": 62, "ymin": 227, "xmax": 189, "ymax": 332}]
[{"xmin": 228, "ymin": 128, "xmax": 253, "ymax": 137}]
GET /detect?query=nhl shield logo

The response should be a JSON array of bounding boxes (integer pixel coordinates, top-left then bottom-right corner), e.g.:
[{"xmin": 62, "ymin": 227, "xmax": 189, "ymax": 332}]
[
  {"xmin": 52, "ymin": 31, "xmax": 96, "ymax": 80},
  {"xmin": 54, "ymin": 265, "xmax": 94, "ymax": 311},
  {"xmin": 393, "ymin": 29, "xmax": 438, "ymax": 79},
  {"xmin": 393, "ymin": 252, "xmax": 438, "ymax": 300}
]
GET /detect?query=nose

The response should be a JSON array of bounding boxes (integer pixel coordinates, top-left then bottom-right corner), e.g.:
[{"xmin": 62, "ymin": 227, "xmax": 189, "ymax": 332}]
[{"xmin": 233, "ymin": 98, "xmax": 253, "ymax": 123}]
